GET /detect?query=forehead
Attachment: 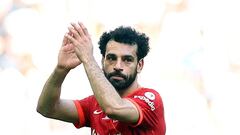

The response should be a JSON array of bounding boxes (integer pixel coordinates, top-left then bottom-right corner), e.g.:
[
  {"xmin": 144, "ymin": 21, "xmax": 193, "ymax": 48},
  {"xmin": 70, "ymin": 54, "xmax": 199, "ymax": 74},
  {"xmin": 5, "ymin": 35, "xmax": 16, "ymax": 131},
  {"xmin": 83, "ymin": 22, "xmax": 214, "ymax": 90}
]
[{"xmin": 105, "ymin": 40, "xmax": 137, "ymax": 57}]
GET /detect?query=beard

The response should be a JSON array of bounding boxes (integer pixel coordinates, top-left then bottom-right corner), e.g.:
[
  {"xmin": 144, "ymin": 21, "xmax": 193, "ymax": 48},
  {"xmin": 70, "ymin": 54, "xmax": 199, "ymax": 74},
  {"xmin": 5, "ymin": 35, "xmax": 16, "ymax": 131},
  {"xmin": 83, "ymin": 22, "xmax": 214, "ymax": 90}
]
[{"xmin": 103, "ymin": 69, "xmax": 137, "ymax": 92}]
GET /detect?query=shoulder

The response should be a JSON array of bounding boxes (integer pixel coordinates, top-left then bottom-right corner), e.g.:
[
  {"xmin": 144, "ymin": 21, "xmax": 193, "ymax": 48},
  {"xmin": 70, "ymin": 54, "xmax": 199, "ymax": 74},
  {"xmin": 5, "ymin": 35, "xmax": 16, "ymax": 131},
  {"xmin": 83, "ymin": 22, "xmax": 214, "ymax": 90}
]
[
  {"xmin": 75, "ymin": 95, "xmax": 97, "ymax": 105},
  {"xmin": 131, "ymin": 87, "xmax": 162, "ymax": 102},
  {"xmin": 128, "ymin": 88, "xmax": 164, "ymax": 111},
  {"xmin": 82, "ymin": 95, "xmax": 96, "ymax": 100},
  {"xmin": 136, "ymin": 88, "xmax": 160, "ymax": 97}
]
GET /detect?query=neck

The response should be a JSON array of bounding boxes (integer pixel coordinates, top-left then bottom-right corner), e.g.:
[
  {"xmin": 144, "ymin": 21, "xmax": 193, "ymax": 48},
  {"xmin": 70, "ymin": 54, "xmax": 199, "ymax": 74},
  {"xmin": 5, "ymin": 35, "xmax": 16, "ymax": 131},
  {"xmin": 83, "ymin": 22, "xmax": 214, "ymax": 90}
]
[{"xmin": 118, "ymin": 79, "xmax": 140, "ymax": 97}]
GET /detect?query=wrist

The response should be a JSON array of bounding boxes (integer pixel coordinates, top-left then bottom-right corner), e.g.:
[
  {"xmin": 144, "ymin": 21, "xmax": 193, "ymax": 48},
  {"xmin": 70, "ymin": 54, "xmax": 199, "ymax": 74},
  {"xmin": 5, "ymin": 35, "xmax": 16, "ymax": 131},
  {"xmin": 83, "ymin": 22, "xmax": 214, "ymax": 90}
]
[
  {"xmin": 55, "ymin": 66, "xmax": 70, "ymax": 75},
  {"xmin": 81, "ymin": 55, "xmax": 96, "ymax": 65},
  {"xmin": 46, "ymin": 66, "xmax": 70, "ymax": 87}
]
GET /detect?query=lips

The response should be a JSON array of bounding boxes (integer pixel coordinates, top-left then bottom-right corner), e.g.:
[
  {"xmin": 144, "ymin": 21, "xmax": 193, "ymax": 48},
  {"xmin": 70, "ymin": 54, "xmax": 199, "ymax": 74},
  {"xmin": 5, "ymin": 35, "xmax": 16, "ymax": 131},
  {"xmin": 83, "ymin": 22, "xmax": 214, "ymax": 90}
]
[
  {"xmin": 110, "ymin": 73, "xmax": 126, "ymax": 81},
  {"xmin": 111, "ymin": 76, "xmax": 124, "ymax": 80},
  {"xmin": 107, "ymin": 71, "xmax": 127, "ymax": 81}
]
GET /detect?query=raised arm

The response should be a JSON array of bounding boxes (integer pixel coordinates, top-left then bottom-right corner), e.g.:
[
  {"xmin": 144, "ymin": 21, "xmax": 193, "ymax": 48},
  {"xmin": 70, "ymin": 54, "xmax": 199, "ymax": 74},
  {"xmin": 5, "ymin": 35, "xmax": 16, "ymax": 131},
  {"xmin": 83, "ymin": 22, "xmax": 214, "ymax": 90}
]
[
  {"xmin": 65, "ymin": 22, "xmax": 140, "ymax": 123},
  {"xmin": 36, "ymin": 32, "xmax": 81, "ymax": 123}
]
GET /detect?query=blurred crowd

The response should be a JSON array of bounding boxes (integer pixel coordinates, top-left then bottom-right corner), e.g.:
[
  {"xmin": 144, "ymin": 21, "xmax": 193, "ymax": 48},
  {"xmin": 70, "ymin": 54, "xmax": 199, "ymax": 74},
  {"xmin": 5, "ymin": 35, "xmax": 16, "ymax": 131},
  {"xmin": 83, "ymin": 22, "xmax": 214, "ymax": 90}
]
[{"xmin": 0, "ymin": 0, "xmax": 240, "ymax": 135}]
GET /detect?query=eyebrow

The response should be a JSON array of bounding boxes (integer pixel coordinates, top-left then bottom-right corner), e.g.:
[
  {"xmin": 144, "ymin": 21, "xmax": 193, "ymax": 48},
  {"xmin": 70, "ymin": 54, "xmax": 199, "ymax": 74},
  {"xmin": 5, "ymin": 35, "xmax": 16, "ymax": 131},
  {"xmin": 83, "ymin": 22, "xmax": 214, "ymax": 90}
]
[
  {"xmin": 106, "ymin": 53, "xmax": 116, "ymax": 57},
  {"xmin": 106, "ymin": 53, "xmax": 134, "ymax": 58},
  {"xmin": 122, "ymin": 55, "xmax": 134, "ymax": 59}
]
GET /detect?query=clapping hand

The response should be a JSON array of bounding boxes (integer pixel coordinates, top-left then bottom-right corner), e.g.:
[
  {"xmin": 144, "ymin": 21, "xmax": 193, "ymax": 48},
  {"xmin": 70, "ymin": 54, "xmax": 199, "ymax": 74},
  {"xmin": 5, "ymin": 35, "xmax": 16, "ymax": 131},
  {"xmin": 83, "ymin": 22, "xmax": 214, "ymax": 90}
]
[{"xmin": 64, "ymin": 22, "xmax": 94, "ymax": 64}]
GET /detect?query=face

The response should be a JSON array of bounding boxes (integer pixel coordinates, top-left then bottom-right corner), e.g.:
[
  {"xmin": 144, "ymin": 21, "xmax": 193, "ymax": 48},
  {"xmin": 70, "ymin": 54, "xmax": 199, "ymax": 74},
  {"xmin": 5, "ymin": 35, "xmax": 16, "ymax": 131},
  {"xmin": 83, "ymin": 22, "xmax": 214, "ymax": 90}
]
[{"xmin": 102, "ymin": 40, "xmax": 143, "ymax": 91}]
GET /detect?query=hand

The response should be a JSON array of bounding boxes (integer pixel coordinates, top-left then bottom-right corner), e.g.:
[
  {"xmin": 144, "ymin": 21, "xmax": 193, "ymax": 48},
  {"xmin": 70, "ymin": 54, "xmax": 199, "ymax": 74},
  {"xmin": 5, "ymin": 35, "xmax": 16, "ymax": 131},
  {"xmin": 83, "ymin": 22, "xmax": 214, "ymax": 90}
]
[
  {"xmin": 57, "ymin": 32, "xmax": 82, "ymax": 71},
  {"xmin": 65, "ymin": 22, "xmax": 94, "ymax": 64}
]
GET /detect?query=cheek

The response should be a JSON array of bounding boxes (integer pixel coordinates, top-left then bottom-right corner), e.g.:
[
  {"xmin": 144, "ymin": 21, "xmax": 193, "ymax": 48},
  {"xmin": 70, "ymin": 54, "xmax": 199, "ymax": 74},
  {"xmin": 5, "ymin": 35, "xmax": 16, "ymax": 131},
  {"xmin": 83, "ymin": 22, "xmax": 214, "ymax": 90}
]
[
  {"xmin": 126, "ymin": 65, "xmax": 137, "ymax": 74},
  {"xmin": 103, "ymin": 64, "xmax": 113, "ymax": 72}
]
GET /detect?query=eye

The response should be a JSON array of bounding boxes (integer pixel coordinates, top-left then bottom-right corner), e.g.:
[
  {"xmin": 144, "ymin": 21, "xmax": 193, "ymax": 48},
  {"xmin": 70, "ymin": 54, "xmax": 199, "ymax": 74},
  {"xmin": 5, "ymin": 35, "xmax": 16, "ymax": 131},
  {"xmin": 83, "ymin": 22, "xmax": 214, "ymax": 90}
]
[
  {"xmin": 106, "ymin": 54, "xmax": 116, "ymax": 61},
  {"xmin": 123, "ymin": 57, "xmax": 134, "ymax": 63}
]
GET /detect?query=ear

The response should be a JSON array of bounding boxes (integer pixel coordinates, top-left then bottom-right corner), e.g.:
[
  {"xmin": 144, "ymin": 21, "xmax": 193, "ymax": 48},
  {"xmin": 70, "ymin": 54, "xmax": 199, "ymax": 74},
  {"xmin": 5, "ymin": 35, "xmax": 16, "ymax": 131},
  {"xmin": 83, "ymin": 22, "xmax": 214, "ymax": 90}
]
[{"xmin": 137, "ymin": 59, "xmax": 144, "ymax": 73}]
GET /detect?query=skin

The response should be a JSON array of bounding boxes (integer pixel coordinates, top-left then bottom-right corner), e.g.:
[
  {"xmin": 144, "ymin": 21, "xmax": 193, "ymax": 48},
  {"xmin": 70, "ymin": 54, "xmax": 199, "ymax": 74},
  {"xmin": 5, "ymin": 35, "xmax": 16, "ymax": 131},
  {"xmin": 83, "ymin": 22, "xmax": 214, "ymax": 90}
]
[
  {"xmin": 36, "ymin": 22, "xmax": 144, "ymax": 125},
  {"xmin": 103, "ymin": 40, "xmax": 143, "ymax": 96}
]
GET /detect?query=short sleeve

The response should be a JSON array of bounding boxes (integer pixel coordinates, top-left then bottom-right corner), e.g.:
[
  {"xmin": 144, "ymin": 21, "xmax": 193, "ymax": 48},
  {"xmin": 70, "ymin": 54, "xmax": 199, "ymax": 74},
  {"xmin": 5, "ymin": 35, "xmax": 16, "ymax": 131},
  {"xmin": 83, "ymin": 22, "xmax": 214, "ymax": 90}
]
[
  {"xmin": 126, "ymin": 88, "xmax": 165, "ymax": 128},
  {"xmin": 73, "ymin": 96, "xmax": 94, "ymax": 128}
]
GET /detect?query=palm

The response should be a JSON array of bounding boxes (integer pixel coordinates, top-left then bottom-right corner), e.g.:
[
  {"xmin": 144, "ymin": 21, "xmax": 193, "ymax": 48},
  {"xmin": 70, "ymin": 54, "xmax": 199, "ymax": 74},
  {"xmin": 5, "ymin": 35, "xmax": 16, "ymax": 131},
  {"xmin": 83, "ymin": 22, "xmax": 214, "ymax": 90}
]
[{"xmin": 58, "ymin": 40, "xmax": 81, "ymax": 70}]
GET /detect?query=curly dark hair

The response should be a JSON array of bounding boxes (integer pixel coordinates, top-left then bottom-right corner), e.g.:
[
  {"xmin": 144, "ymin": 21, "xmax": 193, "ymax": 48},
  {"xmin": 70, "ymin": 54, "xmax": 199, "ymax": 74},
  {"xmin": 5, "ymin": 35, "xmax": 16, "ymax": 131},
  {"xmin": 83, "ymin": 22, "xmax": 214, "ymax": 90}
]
[{"xmin": 98, "ymin": 26, "xmax": 150, "ymax": 61}]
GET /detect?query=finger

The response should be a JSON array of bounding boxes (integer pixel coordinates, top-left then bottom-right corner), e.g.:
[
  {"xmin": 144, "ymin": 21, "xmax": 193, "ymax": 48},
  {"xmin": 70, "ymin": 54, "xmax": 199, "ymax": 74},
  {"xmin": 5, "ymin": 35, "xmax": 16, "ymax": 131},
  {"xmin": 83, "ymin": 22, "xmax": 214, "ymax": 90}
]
[
  {"xmin": 68, "ymin": 26, "xmax": 81, "ymax": 40},
  {"xmin": 66, "ymin": 32, "xmax": 74, "ymax": 45},
  {"xmin": 78, "ymin": 22, "xmax": 90, "ymax": 37},
  {"xmin": 71, "ymin": 22, "xmax": 84, "ymax": 37},
  {"xmin": 64, "ymin": 33, "xmax": 78, "ymax": 46},
  {"xmin": 62, "ymin": 31, "xmax": 73, "ymax": 46},
  {"xmin": 62, "ymin": 32, "xmax": 68, "ymax": 46}
]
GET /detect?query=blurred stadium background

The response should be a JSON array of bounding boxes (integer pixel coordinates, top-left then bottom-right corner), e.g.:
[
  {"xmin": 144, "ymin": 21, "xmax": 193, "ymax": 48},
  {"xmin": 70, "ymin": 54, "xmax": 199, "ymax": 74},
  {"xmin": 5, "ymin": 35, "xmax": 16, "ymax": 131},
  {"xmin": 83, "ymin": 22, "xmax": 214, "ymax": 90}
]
[{"xmin": 0, "ymin": 0, "xmax": 240, "ymax": 134}]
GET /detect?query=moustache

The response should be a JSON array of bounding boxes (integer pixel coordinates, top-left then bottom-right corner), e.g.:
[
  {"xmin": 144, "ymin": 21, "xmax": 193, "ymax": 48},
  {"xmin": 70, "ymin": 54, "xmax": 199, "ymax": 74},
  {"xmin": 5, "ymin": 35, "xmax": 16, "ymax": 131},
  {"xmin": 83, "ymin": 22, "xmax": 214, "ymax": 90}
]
[{"xmin": 108, "ymin": 72, "xmax": 127, "ymax": 79}]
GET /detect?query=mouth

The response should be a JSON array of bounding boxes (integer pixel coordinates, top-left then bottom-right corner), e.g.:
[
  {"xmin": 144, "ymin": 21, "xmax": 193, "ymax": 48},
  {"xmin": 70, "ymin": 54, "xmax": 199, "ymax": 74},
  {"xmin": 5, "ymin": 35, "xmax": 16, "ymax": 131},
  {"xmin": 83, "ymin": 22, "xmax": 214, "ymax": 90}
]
[{"xmin": 111, "ymin": 76, "xmax": 124, "ymax": 80}]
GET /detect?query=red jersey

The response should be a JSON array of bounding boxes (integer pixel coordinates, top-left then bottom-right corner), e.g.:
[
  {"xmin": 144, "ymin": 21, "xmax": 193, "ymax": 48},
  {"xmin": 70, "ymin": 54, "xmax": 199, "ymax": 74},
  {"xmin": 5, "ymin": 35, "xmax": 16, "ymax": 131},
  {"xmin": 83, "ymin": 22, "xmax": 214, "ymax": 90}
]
[{"xmin": 73, "ymin": 88, "xmax": 166, "ymax": 135}]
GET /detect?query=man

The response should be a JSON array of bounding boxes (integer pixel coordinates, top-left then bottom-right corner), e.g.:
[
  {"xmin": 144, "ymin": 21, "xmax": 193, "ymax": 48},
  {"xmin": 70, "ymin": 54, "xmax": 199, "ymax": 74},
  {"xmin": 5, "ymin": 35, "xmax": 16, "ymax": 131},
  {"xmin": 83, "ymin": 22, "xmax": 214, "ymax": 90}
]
[{"xmin": 37, "ymin": 22, "xmax": 166, "ymax": 135}]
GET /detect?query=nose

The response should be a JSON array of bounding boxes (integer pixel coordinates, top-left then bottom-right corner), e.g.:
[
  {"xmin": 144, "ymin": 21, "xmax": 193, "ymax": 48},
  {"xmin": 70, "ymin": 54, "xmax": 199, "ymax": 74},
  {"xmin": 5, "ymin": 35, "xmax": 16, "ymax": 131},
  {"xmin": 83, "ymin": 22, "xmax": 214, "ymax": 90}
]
[{"xmin": 113, "ymin": 60, "xmax": 123, "ymax": 71}]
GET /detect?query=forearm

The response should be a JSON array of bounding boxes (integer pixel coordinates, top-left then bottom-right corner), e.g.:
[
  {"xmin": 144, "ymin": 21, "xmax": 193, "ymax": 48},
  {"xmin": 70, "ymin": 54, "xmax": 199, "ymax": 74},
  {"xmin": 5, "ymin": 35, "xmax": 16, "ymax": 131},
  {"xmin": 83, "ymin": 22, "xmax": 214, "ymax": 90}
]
[
  {"xmin": 37, "ymin": 67, "xmax": 69, "ymax": 116},
  {"xmin": 82, "ymin": 58, "xmax": 123, "ymax": 113}
]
